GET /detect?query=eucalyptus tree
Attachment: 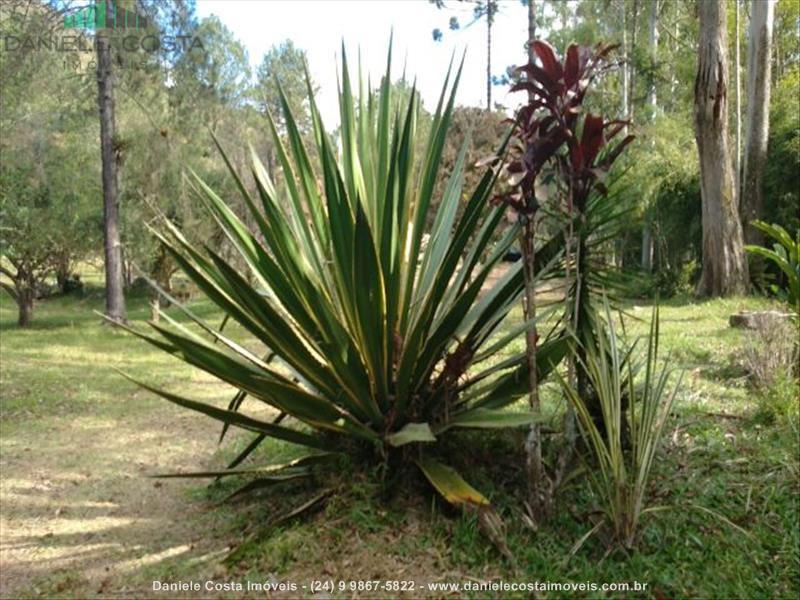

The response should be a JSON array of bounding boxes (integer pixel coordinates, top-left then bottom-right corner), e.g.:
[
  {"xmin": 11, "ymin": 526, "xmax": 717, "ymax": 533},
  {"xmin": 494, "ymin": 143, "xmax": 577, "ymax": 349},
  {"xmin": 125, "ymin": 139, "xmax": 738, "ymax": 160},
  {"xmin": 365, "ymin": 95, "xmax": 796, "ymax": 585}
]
[
  {"xmin": 431, "ymin": 0, "xmax": 499, "ymax": 110},
  {"xmin": 694, "ymin": 0, "xmax": 748, "ymax": 296},
  {"xmin": 742, "ymin": 0, "xmax": 776, "ymax": 246},
  {"xmin": 640, "ymin": 0, "xmax": 660, "ymax": 273}
]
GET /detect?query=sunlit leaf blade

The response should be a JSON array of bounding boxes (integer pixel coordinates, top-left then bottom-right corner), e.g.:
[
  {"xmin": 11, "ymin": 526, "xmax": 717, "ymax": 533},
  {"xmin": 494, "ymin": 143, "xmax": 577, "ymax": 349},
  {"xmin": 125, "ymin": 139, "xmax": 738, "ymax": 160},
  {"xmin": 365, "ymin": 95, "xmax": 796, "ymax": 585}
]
[
  {"xmin": 152, "ymin": 453, "xmax": 339, "ymax": 478},
  {"xmin": 439, "ymin": 409, "xmax": 543, "ymax": 432},
  {"xmin": 417, "ymin": 457, "xmax": 490, "ymax": 507},
  {"xmin": 117, "ymin": 371, "xmax": 330, "ymax": 451},
  {"xmin": 386, "ymin": 422, "xmax": 436, "ymax": 447}
]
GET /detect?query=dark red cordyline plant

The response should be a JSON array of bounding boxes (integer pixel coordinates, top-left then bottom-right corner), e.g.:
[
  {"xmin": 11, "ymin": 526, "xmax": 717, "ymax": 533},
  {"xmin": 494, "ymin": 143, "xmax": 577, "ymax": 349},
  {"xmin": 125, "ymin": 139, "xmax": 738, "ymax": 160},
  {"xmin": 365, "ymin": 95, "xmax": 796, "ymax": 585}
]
[
  {"xmin": 495, "ymin": 40, "xmax": 634, "ymax": 520},
  {"xmin": 498, "ymin": 40, "xmax": 634, "ymax": 215}
]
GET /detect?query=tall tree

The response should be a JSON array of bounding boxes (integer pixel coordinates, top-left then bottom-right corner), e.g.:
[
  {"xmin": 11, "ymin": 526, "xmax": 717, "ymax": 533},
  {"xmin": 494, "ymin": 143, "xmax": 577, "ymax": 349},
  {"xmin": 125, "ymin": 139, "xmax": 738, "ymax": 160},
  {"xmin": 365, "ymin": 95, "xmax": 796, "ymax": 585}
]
[
  {"xmin": 734, "ymin": 0, "xmax": 742, "ymax": 192},
  {"xmin": 628, "ymin": 0, "xmax": 640, "ymax": 121},
  {"xmin": 431, "ymin": 0, "xmax": 498, "ymax": 110},
  {"xmin": 255, "ymin": 40, "xmax": 316, "ymax": 135},
  {"xmin": 96, "ymin": 1, "xmax": 125, "ymax": 323},
  {"xmin": 646, "ymin": 0, "xmax": 659, "ymax": 109},
  {"xmin": 171, "ymin": 15, "xmax": 250, "ymax": 132},
  {"xmin": 482, "ymin": 0, "xmax": 497, "ymax": 110},
  {"xmin": 620, "ymin": 0, "xmax": 629, "ymax": 123},
  {"xmin": 527, "ymin": 0, "xmax": 535, "ymax": 60},
  {"xmin": 742, "ymin": 0, "xmax": 776, "ymax": 246},
  {"xmin": 641, "ymin": 0, "xmax": 660, "ymax": 272},
  {"xmin": 694, "ymin": 0, "xmax": 749, "ymax": 296}
]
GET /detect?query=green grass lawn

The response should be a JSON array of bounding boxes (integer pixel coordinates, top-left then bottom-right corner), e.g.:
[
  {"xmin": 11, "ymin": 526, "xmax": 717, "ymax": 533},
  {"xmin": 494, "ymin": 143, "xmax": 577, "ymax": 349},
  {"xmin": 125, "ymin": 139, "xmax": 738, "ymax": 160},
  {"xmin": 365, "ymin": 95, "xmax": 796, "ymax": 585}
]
[{"xmin": 1, "ymin": 285, "xmax": 798, "ymax": 598}]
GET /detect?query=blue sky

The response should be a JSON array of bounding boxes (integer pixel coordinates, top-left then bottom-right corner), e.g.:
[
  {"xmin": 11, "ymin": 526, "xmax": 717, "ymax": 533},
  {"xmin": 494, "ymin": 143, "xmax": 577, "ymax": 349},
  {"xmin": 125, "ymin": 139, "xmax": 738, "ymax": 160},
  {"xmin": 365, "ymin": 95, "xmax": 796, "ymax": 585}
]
[{"xmin": 195, "ymin": 0, "xmax": 532, "ymax": 124}]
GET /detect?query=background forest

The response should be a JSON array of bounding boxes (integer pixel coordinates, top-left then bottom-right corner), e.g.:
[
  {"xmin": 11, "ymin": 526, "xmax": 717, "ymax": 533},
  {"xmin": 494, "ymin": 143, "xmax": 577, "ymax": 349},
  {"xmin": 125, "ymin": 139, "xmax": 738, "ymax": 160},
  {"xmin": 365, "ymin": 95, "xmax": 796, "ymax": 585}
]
[{"xmin": 1, "ymin": 0, "xmax": 797, "ymax": 318}]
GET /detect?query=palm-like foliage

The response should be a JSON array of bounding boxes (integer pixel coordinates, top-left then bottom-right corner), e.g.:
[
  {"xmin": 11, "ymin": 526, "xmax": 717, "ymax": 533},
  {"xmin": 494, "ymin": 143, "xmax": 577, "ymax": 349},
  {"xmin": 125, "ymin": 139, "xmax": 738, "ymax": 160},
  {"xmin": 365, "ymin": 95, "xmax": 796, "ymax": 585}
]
[
  {"xmin": 490, "ymin": 40, "xmax": 636, "ymax": 429},
  {"xmin": 746, "ymin": 221, "xmax": 800, "ymax": 318},
  {"xmin": 120, "ymin": 45, "xmax": 567, "ymax": 507}
]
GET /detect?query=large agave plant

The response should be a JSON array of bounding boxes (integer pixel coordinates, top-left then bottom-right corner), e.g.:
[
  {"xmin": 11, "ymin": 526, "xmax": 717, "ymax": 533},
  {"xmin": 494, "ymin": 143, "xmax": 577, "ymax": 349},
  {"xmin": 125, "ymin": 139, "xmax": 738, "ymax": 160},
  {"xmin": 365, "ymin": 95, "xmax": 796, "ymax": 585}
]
[{"xmin": 120, "ymin": 46, "xmax": 567, "ymax": 509}]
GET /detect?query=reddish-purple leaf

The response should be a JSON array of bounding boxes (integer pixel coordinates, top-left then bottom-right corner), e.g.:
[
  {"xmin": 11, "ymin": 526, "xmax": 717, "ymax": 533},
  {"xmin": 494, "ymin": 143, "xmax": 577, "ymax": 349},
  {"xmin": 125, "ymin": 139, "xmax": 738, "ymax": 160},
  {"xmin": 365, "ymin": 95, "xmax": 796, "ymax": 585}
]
[
  {"xmin": 533, "ymin": 40, "xmax": 563, "ymax": 82},
  {"xmin": 580, "ymin": 113, "xmax": 606, "ymax": 166},
  {"xmin": 509, "ymin": 81, "xmax": 544, "ymax": 96},
  {"xmin": 570, "ymin": 143, "xmax": 583, "ymax": 172},
  {"xmin": 564, "ymin": 44, "xmax": 580, "ymax": 89},
  {"xmin": 528, "ymin": 64, "xmax": 559, "ymax": 96},
  {"xmin": 599, "ymin": 134, "xmax": 635, "ymax": 169}
]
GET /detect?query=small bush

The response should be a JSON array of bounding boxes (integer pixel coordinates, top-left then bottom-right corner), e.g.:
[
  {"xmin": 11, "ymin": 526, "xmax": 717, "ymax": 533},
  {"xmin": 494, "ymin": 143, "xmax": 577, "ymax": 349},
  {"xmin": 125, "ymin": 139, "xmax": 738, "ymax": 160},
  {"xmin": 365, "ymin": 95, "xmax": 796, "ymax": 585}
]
[
  {"xmin": 742, "ymin": 317, "xmax": 798, "ymax": 391},
  {"xmin": 745, "ymin": 221, "xmax": 800, "ymax": 317},
  {"xmin": 753, "ymin": 373, "xmax": 800, "ymax": 425},
  {"xmin": 558, "ymin": 302, "xmax": 682, "ymax": 550},
  {"xmin": 60, "ymin": 273, "xmax": 84, "ymax": 296},
  {"xmin": 654, "ymin": 259, "xmax": 698, "ymax": 297}
]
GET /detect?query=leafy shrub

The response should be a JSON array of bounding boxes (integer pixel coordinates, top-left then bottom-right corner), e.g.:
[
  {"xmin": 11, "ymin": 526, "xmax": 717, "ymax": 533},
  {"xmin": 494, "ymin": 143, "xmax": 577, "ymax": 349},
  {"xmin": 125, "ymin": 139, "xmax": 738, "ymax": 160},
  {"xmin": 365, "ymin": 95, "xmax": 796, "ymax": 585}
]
[
  {"xmin": 120, "ymin": 47, "xmax": 569, "ymax": 512},
  {"xmin": 640, "ymin": 259, "xmax": 698, "ymax": 298},
  {"xmin": 59, "ymin": 273, "xmax": 84, "ymax": 296},
  {"xmin": 745, "ymin": 221, "xmax": 800, "ymax": 318},
  {"xmin": 753, "ymin": 373, "xmax": 800, "ymax": 426},
  {"xmin": 495, "ymin": 40, "xmax": 635, "ymax": 515},
  {"xmin": 764, "ymin": 67, "xmax": 800, "ymax": 235}
]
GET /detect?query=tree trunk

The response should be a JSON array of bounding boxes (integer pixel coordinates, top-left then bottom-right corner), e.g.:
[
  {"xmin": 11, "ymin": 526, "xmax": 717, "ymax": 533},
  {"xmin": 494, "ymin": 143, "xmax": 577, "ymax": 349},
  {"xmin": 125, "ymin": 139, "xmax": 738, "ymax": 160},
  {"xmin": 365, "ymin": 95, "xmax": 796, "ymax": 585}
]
[
  {"xmin": 150, "ymin": 295, "xmax": 160, "ymax": 323},
  {"xmin": 641, "ymin": 225, "xmax": 652, "ymax": 272},
  {"xmin": 96, "ymin": 12, "xmax": 126, "ymax": 324},
  {"xmin": 694, "ymin": 0, "xmax": 749, "ymax": 297},
  {"xmin": 735, "ymin": 0, "xmax": 742, "ymax": 193},
  {"xmin": 18, "ymin": 291, "xmax": 33, "ymax": 327},
  {"xmin": 641, "ymin": 0, "xmax": 659, "ymax": 272},
  {"xmin": 521, "ymin": 216, "xmax": 548, "ymax": 520},
  {"xmin": 486, "ymin": 5, "xmax": 493, "ymax": 111},
  {"xmin": 621, "ymin": 0, "xmax": 629, "ymax": 122},
  {"xmin": 16, "ymin": 269, "xmax": 35, "ymax": 328},
  {"xmin": 55, "ymin": 255, "xmax": 71, "ymax": 295},
  {"xmin": 742, "ymin": 0, "xmax": 775, "ymax": 246},
  {"xmin": 669, "ymin": 14, "xmax": 678, "ymax": 101},
  {"xmin": 527, "ymin": 0, "xmax": 536, "ymax": 65},
  {"xmin": 646, "ymin": 0, "xmax": 659, "ymax": 109},
  {"xmin": 522, "ymin": 0, "xmax": 552, "ymax": 522},
  {"xmin": 629, "ymin": 0, "xmax": 640, "ymax": 122},
  {"xmin": 773, "ymin": 9, "xmax": 782, "ymax": 82}
]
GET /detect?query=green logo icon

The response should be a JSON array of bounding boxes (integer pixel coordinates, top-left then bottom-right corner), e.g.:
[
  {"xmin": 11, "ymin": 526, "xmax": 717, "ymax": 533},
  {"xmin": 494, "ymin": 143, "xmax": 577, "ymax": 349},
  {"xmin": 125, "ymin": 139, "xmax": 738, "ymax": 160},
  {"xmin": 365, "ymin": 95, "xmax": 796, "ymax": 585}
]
[{"xmin": 64, "ymin": 1, "xmax": 148, "ymax": 30}]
